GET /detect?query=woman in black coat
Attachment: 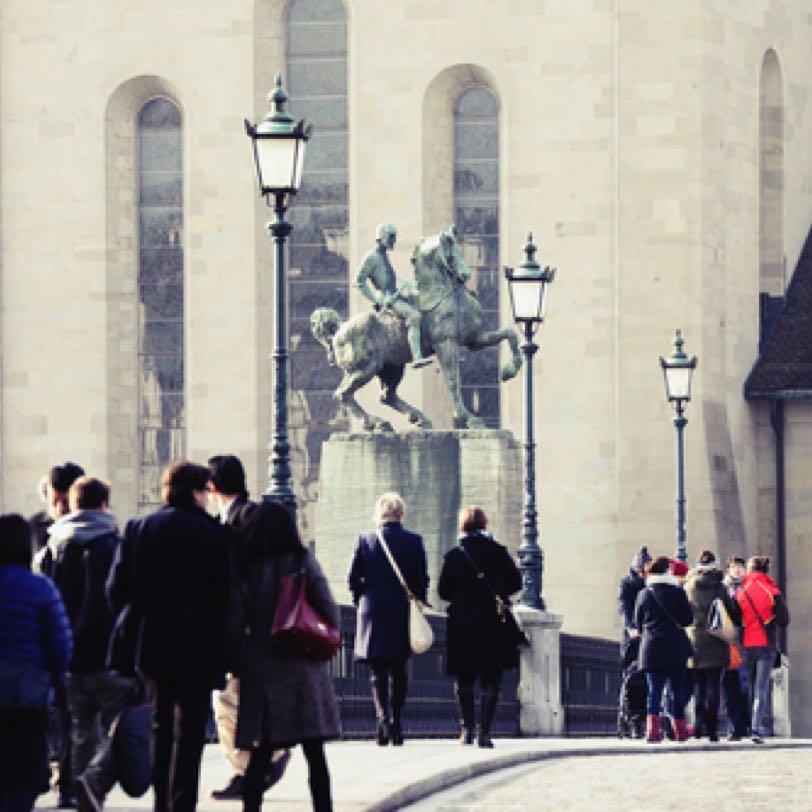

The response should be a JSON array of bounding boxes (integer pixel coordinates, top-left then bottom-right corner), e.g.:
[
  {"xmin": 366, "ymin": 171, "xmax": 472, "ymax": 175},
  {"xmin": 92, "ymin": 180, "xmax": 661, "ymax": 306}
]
[
  {"xmin": 634, "ymin": 555, "xmax": 693, "ymax": 743},
  {"xmin": 347, "ymin": 492, "xmax": 429, "ymax": 747},
  {"xmin": 228, "ymin": 501, "xmax": 339, "ymax": 812},
  {"xmin": 438, "ymin": 506, "xmax": 522, "ymax": 749}
]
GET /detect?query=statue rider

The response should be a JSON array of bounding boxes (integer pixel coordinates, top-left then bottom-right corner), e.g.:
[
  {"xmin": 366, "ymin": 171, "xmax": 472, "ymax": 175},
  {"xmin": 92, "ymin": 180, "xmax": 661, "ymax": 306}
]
[{"xmin": 355, "ymin": 223, "xmax": 431, "ymax": 368}]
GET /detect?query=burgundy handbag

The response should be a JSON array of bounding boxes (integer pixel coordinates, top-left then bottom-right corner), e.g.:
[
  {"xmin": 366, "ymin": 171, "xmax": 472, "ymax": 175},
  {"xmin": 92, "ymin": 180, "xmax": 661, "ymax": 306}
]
[{"xmin": 271, "ymin": 565, "xmax": 340, "ymax": 662}]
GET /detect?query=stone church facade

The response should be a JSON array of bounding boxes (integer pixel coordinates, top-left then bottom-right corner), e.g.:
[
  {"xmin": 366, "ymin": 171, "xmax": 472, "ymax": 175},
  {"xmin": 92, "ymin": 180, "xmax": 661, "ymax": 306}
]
[{"xmin": 1, "ymin": 1, "xmax": 811, "ymax": 732}]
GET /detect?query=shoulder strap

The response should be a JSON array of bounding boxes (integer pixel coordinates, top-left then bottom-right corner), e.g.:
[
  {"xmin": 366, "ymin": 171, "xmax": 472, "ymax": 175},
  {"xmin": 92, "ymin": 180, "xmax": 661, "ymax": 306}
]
[
  {"xmin": 742, "ymin": 585, "xmax": 768, "ymax": 631},
  {"xmin": 458, "ymin": 545, "xmax": 506, "ymax": 611},
  {"xmin": 647, "ymin": 586, "xmax": 682, "ymax": 630},
  {"xmin": 376, "ymin": 529, "xmax": 414, "ymax": 601}
]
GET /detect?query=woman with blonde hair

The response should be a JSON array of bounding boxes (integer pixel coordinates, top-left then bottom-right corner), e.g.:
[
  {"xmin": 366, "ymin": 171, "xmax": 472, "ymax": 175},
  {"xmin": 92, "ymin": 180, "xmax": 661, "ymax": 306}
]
[
  {"xmin": 348, "ymin": 493, "xmax": 429, "ymax": 746},
  {"xmin": 438, "ymin": 506, "xmax": 521, "ymax": 748}
]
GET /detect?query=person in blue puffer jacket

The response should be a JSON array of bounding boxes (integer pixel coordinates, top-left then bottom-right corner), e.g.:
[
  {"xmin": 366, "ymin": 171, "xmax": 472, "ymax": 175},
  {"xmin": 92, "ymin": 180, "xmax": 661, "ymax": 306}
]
[{"xmin": 0, "ymin": 513, "xmax": 73, "ymax": 812}]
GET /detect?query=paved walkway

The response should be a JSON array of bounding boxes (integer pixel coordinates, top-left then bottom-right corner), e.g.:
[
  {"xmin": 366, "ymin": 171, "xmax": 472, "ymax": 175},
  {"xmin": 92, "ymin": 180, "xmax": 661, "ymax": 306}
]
[{"xmin": 35, "ymin": 737, "xmax": 812, "ymax": 812}]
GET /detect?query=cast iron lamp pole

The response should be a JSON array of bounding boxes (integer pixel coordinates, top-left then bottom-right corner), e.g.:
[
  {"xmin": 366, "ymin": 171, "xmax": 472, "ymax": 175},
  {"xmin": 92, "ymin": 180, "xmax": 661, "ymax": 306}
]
[
  {"xmin": 659, "ymin": 329, "xmax": 698, "ymax": 564},
  {"xmin": 245, "ymin": 75, "xmax": 312, "ymax": 515},
  {"xmin": 504, "ymin": 234, "xmax": 556, "ymax": 609}
]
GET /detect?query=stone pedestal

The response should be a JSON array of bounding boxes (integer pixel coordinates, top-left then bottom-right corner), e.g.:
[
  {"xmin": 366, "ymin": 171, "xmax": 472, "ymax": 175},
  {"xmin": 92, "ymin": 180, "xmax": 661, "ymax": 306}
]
[
  {"xmin": 515, "ymin": 606, "xmax": 565, "ymax": 736},
  {"xmin": 314, "ymin": 430, "xmax": 521, "ymax": 608}
]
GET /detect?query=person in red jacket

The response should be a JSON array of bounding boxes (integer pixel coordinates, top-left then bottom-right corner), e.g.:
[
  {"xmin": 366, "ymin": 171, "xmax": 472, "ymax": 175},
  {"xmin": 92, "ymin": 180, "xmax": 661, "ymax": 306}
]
[{"xmin": 736, "ymin": 555, "xmax": 790, "ymax": 743}]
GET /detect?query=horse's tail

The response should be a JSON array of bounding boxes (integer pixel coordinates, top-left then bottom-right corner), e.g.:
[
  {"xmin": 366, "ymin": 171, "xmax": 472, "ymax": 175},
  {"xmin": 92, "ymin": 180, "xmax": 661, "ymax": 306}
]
[{"xmin": 310, "ymin": 307, "xmax": 342, "ymax": 366}]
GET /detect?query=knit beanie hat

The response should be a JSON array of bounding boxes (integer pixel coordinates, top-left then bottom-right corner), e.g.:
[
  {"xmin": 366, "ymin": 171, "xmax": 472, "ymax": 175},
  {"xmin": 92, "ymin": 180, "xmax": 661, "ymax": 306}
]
[
  {"xmin": 631, "ymin": 546, "xmax": 652, "ymax": 573},
  {"xmin": 670, "ymin": 559, "xmax": 689, "ymax": 578}
]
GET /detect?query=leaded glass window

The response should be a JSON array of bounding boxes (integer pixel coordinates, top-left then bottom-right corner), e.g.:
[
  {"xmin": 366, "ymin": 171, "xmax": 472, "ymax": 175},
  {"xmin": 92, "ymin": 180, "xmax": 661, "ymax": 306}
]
[
  {"xmin": 454, "ymin": 87, "xmax": 500, "ymax": 427},
  {"xmin": 138, "ymin": 98, "xmax": 184, "ymax": 511},
  {"xmin": 285, "ymin": 0, "xmax": 349, "ymax": 504}
]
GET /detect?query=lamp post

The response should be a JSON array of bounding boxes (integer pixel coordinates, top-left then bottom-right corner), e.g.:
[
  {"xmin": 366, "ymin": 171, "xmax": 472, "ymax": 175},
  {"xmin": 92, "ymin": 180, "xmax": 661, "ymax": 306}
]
[
  {"xmin": 245, "ymin": 74, "xmax": 312, "ymax": 514},
  {"xmin": 659, "ymin": 329, "xmax": 698, "ymax": 564},
  {"xmin": 504, "ymin": 234, "xmax": 556, "ymax": 609}
]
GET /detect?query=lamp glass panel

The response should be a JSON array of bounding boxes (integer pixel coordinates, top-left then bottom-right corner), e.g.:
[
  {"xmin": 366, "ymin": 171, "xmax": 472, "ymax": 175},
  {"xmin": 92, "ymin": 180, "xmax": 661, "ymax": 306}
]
[
  {"xmin": 665, "ymin": 366, "xmax": 692, "ymax": 401},
  {"xmin": 292, "ymin": 139, "xmax": 307, "ymax": 191},
  {"xmin": 510, "ymin": 278, "xmax": 544, "ymax": 321},
  {"xmin": 255, "ymin": 137, "xmax": 298, "ymax": 191}
]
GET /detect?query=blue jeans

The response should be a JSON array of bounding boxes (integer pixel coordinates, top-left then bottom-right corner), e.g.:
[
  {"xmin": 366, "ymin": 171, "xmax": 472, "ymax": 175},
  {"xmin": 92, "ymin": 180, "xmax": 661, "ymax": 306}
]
[
  {"xmin": 723, "ymin": 667, "xmax": 750, "ymax": 737},
  {"xmin": 65, "ymin": 671, "xmax": 141, "ymax": 799},
  {"xmin": 645, "ymin": 669, "xmax": 687, "ymax": 718},
  {"xmin": 743, "ymin": 646, "xmax": 773, "ymax": 736}
]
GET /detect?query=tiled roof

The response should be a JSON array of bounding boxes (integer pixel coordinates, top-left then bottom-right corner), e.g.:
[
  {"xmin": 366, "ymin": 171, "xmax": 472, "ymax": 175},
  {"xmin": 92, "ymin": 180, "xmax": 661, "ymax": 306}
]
[{"xmin": 745, "ymin": 227, "xmax": 812, "ymax": 399}]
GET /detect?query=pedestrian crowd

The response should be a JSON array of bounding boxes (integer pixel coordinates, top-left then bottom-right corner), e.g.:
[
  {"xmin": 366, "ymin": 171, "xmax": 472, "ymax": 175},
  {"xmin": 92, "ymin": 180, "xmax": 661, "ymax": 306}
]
[
  {"xmin": 0, "ymin": 458, "xmax": 525, "ymax": 812},
  {"xmin": 617, "ymin": 545, "xmax": 790, "ymax": 744}
]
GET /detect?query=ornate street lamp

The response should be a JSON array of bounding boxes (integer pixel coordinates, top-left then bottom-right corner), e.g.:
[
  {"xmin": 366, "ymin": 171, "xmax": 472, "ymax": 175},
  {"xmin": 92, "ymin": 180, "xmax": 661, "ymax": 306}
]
[
  {"xmin": 659, "ymin": 329, "xmax": 698, "ymax": 564},
  {"xmin": 246, "ymin": 74, "xmax": 312, "ymax": 513},
  {"xmin": 505, "ymin": 233, "xmax": 556, "ymax": 609}
]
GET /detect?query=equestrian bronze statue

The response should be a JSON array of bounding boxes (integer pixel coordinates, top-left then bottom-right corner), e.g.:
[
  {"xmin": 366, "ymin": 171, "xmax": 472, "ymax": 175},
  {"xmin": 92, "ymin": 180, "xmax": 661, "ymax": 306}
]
[{"xmin": 311, "ymin": 226, "xmax": 522, "ymax": 431}]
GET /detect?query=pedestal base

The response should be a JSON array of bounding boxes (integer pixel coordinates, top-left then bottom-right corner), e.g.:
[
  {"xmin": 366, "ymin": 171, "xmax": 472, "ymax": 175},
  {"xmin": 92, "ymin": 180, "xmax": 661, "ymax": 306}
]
[
  {"xmin": 314, "ymin": 430, "xmax": 521, "ymax": 608},
  {"xmin": 515, "ymin": 606, "xmax": 565, "ymax": 736}
]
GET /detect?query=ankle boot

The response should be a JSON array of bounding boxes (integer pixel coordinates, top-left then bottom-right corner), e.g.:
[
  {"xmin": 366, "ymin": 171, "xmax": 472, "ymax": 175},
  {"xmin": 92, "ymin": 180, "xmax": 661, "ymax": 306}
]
[
  {"xmin": 645, "ymin": 714, "xmax": 662, "ymax": 743},
  {"xmin": 477, "ymin": 689, "xmax": 499, "ymax": 748},
  {"xmin": 674, "ymin": 718, "xmax": 693, "ymax": 742},
  {"xmin": 455, "ymin": 684, "xmax": 475, "ymax": 745}
]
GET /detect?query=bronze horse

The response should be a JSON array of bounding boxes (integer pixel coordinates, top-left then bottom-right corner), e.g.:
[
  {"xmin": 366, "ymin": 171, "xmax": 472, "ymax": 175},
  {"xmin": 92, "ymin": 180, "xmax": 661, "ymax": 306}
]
[{"xmin": 311, "ymin": 228, "xmax": 522, "ymax": 431}]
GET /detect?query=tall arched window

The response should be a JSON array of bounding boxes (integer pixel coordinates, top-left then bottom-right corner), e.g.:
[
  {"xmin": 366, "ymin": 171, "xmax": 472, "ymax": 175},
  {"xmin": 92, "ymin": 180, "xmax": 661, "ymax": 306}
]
[
  {"xmin": 759, "ymin": 49, "xmax": 784, "ymax": 298},
  {"xmin": 454, "ymin": 87, "xmax": 500, "ymax": 427},
  {"xmin": 285, "ymin": 0, "xmax": 349, "ymax": 518},
  {"xmin": 137, "ymin": 98, "xmax": 184, "ymax": 511}
]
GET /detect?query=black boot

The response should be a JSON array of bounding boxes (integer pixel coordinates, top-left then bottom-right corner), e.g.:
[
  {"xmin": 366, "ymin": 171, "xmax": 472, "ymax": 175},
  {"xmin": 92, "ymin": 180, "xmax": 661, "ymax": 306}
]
[
  {"xmin": 455, "ymin": 683, "xmax": 475, "ymax": 745},
  {"xmin": 370, "ymin": 670, "xmax": 390, "ymax": 746},
  {"xmin": 390, "ymin": 666, "xmax": 407, "ymax": 746},
  {"xmin": 211, "ymin": 774, "xmax": 244, "ymax": 800},
  {"xmin": 477, "ymin": 689, "xmax": 499, "ymax": 749}
]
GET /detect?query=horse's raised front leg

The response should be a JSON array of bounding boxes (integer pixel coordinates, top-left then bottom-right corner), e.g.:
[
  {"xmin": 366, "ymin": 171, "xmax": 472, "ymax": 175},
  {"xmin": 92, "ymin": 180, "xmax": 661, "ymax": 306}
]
[
  {"xmin": 434, "ymin": 339, "xmax": 484, "ymax": 429},
  {"xmin": 467, "ymin": 328, "xmax": 523, "ymax": 381},
  {"xmin": 334, "ymin": 368, "xmax": 394, "ymax": 432}
]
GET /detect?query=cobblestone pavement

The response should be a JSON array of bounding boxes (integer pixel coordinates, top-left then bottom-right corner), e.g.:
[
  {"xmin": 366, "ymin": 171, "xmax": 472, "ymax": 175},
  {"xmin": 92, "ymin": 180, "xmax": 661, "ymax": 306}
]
[{"xmin": 404, "ymin": 747, "xmax": 812, "ymax": 811}]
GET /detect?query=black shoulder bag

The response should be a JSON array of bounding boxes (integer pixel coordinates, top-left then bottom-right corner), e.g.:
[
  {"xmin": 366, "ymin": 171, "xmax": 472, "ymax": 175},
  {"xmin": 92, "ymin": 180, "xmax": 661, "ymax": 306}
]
[{"xmin": 458, "ymin": 546, "xmax": 529, "ymax": 648}]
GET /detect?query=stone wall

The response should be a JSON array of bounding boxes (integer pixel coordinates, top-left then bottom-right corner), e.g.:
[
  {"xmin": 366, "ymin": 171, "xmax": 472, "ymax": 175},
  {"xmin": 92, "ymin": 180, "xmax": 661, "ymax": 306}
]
[{"xmin": 1, "ymin": 0, "xmax": 812, "ymax": 730}]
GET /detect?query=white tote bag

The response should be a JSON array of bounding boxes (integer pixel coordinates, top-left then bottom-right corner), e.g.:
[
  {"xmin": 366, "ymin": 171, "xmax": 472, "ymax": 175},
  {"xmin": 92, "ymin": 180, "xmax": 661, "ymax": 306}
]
[{"xmin": 376, "ymin": 530, "xmax": 434, "ymax": 654}]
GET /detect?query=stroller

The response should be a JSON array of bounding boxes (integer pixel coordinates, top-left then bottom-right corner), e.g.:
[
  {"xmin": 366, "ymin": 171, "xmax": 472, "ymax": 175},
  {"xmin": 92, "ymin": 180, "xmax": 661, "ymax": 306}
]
[{"xmin": 617, "ymin": 636, "xmax": 647, "ymax": 738}]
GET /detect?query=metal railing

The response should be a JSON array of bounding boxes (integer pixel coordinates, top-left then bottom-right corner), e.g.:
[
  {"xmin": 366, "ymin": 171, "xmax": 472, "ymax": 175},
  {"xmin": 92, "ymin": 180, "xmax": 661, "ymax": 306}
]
[
  {"xmin": 560, "ymin": 633, "xmax": 622, "ymax": 736},
  {"xmin": 331, "ymin": 605, "xmax": 520, "ymax": 738}
]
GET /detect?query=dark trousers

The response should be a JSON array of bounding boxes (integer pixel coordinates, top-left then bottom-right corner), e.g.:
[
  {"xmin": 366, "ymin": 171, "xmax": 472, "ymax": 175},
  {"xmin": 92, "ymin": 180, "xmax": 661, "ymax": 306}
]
[
  {"xmin": 723, "ymin": 668, "xmax": 749, "ymax": 737},
  {"xmin": 0, "ymin": 707, "xmax": 48, "ymax": 812},
  {"xmin": 65, "ymin": 671, "xmax": 140, "ymax": 797},
  {"xmin": 54, "ymin": 682, "xmax": 73, "ymax": 797},
  {"xmin": 645, "ymin": 669, "xmax": 687, "ymax": 718},
  {"xmin": 693, "ymin": 668, "xmax": 722, "ymax": 737},
  {"xmin": 368, "ymin": 659, "xmax": 408, "ymax": 724},
  {"xmin": 244, "ymin": 739, "xmax": 331, "ymax": 812},
  {"xmin": 149, "ymin": 680, "xmax": 211, "ymax": 812},
  {"xmin": 455, "ymin": 668, "xmax": 502, "ymax": 694}
]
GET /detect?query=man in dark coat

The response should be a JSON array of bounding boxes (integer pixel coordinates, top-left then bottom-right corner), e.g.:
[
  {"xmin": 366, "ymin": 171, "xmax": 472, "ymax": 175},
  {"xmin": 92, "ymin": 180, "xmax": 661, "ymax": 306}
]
[
  {"xmin": 617, "ymin": 546, "xmax": 651, "ymax": 648},
  {"xmin": 348, "ymin": 493, "xmax": 429, "ymax": 746},
  {"xmin": 50, "ymin": 476, "xmax": 140, "ymax": 812},
  {"xmin": 106, "ymin": 461, "xmax": 230, "ymax": 812},
  {"xmin": 30, "ymin": 461, "xmax": 85, "ymax": 808},
  {"xmin": 615, "ymin": 545, "xmax": 651, "ymax": 737},
  {"xmin": 206, "ymin": 455, "xmax": 290, "ymax": 801}
]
